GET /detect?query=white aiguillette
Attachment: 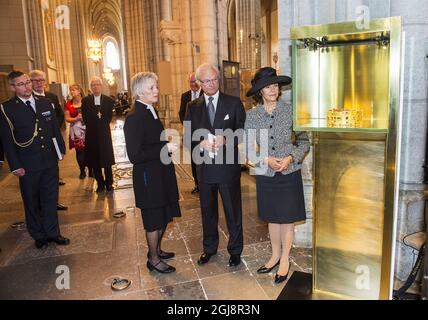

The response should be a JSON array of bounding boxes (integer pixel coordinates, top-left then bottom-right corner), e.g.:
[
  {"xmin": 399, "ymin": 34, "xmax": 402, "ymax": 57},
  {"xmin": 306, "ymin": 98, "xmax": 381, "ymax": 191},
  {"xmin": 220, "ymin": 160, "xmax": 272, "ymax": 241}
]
[{"xmin": 52, "ymin": 137, "xmax": 63, "ymax": 160}]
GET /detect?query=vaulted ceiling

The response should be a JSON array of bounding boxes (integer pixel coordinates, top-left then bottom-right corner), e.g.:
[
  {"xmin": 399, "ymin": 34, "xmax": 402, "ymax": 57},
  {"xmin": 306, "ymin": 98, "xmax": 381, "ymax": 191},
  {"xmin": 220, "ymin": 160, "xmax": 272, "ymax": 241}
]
[{"xmin": 85, "ymin": 0, "xmax": 122, "ymax": 40}]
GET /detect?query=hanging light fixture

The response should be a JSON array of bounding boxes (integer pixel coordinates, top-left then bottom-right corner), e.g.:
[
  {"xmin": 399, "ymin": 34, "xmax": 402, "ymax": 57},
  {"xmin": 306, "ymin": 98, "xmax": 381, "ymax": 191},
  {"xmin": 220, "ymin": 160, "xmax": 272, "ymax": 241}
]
[
  {"xmin": 102, "ymin": 67, "xmax": 115, "ymax": 86},
  {"xmin": 87, "ymin": 38, "xmax": 103, "ymax": 63}
]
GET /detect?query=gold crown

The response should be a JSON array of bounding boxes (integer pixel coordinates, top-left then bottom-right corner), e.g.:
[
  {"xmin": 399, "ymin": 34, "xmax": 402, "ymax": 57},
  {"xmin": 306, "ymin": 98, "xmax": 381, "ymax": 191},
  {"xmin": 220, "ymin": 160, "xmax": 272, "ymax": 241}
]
[{"xmin": 327, "ymin": 108, "xmax": 362, "ymax": 128}]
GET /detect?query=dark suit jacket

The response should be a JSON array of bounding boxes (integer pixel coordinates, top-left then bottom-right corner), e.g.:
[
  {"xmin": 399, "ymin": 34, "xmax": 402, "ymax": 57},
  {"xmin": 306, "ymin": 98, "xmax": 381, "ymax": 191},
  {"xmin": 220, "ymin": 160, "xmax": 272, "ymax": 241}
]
[
  {"xmin": 184, "ymin": 92, "xmax": 246, "ymax": 184},
  {"xmin": 124, "ymin": 101, "xmax": 179, "ymax": 209},
  {"xmin": 179, "ymin": 90, "xmax": 203, "ymax": 123},
  {"xmin": 34, "ymin": 91, "xmax": 65, "ymax": 128},
  {"xmin": 0, "ymin": 95, "xmax": 66, "ymax": 172},
  {"xmin": 0, "ymin": 138, "xmax": 4, "ymax": 162},
  {"xmin": 81, "ymin": 94, "xmax": 115, "ymax": 167}
]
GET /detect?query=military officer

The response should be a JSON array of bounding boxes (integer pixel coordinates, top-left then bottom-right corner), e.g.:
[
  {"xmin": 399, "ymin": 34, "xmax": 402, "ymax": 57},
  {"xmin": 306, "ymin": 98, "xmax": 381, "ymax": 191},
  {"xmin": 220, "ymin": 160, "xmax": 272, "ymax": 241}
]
[{"xmin": 0, "ymin": 70, "xmax": 70, "ymax": 249}]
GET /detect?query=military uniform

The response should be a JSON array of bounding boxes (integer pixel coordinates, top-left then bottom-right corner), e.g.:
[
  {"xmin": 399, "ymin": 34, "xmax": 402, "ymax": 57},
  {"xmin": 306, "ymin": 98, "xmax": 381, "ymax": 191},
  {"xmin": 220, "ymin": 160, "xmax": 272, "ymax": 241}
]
[{"xmin": 0, "ymin": 95, "xmax": 66, "ymax": 241}]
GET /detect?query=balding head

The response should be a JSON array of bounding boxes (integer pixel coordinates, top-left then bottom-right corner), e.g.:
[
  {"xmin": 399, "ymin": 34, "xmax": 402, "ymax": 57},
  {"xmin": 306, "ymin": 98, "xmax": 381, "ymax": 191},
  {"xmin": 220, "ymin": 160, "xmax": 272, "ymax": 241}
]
[{"xmin": 188, "ymin": 72, "xmax": 200, "ymax": 91}]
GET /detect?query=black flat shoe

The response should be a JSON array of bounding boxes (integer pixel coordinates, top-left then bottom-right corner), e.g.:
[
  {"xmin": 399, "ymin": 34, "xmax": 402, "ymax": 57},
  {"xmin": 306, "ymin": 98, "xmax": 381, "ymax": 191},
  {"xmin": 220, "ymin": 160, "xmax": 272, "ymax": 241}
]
[
  {"xmin": 147, "ymin": 250, "xmax": 175, "ymax": 260},
  {"xmin": 274, "ymin": 263, "xmax": 291, "ymax": 284},
  {"xmin": 257, "ymin": 260, "xmax": 280, "ymax": 274},
  {"xmin": 47, "ymin": 235, "xmax": 70, "ymax": 246},
  {"xmin": 146, "ymin": 260, "xmax": 176, "ymax": 273},
  {"xmin": 229, "ymin": 254, "xmax": 241, "ymax": 267},
  {"xmin": 197, "ymin": 252, "xmax": 216, "ymax": 265},
  {"xmin": 35, "ymin": 239, "xmax": 48, "ymax": 249}
]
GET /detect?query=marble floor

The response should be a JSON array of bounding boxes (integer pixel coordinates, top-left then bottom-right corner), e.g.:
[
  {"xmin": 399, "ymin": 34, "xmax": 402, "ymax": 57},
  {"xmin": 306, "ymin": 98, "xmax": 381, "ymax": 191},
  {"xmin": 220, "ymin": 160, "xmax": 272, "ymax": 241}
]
[{"xmin": 0, "ymin": 118, "xmax": 311, "ymax": 300}]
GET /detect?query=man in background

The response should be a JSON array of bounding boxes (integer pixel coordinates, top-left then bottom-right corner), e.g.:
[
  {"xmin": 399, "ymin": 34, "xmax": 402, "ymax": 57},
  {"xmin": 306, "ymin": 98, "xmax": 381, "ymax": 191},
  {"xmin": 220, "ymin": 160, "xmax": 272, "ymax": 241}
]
[
  {"xmin": 30, "ymin": 70, "xmax": 68, "ymax": 211},
  {"xmin": 179, "ymin": 72, "xmax": 203, "ymax": 194}
]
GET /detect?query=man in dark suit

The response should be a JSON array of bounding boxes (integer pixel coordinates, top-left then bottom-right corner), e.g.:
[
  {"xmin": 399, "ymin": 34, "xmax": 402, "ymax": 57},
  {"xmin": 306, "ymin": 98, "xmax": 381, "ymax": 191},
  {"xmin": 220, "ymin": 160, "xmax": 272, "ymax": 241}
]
[
  {"xmin": 179, "ymin": 72, "xmax": 203, "ymax": 194},
  {"xmin": 185, "ymin": 63, "xmax": 246, "ymax": 267},
  {"xmin": 0, "ymin": 70, "xmax": 70, "ymax": 249},
  {"xmin": 29, "ymin": 69, "xmax": 68, "ymax": 211},
  {"xmin": 82, "ymin": 76, "xmax": 115, "ymax": 193}
]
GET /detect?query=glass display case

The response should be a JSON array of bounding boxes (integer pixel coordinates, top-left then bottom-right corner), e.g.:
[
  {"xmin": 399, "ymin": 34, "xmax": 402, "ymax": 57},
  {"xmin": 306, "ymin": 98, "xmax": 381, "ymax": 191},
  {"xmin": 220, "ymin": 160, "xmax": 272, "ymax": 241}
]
[{"xmin": 290, "ymin": 17, "xmax": 402, "ymax": 299}]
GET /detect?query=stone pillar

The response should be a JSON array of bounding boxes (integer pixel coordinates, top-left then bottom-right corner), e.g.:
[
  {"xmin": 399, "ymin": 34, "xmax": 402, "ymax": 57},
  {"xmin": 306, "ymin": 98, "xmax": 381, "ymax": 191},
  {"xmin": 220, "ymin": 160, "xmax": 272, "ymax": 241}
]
[
  {"xmin": 391, "ymin": 0, "xmax": 428, "ymax": 281},
  {"xmin": 24, "ymin": 0, "xmax": 48, "ymax": 72},
  {"xmin": 197, "ymin": 0, "xmax": 218, "ymax": 66}
]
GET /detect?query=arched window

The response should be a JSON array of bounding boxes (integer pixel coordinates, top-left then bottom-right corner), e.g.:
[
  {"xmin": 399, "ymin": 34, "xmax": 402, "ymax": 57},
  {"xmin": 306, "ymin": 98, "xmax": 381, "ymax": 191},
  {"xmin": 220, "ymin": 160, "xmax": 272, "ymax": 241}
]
[{"xmin": 104, "ymin": 38, "xmax": 120, "ymax": 71}]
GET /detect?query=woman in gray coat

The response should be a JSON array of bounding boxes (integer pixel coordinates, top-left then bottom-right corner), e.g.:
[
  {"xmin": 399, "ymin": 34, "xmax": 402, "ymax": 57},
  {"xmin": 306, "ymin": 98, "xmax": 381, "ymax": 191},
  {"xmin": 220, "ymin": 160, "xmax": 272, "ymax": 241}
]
[{"xmin": 244, "ymin": 67, "xmax": 310, "ymax": 284}]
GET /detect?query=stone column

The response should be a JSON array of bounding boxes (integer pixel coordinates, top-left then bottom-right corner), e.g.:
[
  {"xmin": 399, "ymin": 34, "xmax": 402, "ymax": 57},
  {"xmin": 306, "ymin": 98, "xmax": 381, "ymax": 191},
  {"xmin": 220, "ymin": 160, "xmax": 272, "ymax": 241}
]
[
  {"xmin": 24, "ymin": 0, "xmax": 48, "ymax": 72},
  {"xmin": 197, "ymin": 0, "xmax": 218, "ymax": 66}
]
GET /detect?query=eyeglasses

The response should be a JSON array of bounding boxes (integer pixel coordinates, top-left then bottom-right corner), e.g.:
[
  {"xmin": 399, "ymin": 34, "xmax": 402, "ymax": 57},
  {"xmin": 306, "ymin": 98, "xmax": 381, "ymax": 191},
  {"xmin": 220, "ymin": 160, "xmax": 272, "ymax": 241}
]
[
  {"xmin": 12, "ymin": 80, "xmax": 32, "ymax": 87},
  {"xmin": 199, "ymin": 78, "xmax": 218, "ymax": 85},
  {"xmin": 31, "ymin": 79, "xmax": 45, "ymax": 83}
]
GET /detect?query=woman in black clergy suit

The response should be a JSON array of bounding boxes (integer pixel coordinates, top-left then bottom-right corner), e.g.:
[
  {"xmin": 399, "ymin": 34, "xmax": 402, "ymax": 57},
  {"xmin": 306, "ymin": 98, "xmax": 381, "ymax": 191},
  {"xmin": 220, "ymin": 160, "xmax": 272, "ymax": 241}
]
[{"xmin": 124, "ymin": 72, "xmax": 181, "ymax": 274}]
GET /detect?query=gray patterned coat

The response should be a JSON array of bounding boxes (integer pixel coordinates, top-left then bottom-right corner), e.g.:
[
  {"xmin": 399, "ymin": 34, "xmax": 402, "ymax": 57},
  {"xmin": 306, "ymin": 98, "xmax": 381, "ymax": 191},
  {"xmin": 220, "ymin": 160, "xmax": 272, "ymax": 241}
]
[{"xmin": 244, "ymin": 101, "xmax": 310, "ymax": 177}]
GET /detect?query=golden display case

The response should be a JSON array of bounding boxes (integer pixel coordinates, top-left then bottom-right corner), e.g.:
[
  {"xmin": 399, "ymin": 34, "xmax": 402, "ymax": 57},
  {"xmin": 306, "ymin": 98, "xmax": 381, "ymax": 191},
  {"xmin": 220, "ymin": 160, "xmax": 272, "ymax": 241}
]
[{"xmin": 290, "ymin": 17, "xmax": 402, "ymax": 299}]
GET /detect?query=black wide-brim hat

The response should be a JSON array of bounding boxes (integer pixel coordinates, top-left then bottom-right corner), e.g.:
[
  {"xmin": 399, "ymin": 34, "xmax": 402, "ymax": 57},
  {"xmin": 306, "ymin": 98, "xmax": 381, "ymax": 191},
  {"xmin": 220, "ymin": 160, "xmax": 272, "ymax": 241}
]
[{"xmin": 246, "ymin": 67, "xmax": 292, "ymax": 97}]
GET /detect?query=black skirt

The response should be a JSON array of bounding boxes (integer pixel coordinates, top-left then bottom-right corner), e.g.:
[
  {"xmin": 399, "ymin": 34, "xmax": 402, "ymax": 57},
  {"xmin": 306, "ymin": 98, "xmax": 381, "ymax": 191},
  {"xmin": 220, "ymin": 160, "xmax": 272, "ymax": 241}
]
[
  {"xmin": 255, "ymin": 170, "xmax": 306, "ymax": 224},
  {"xmin": 140, "ymin": 202, "xmax": 181, "ymax": 232}
]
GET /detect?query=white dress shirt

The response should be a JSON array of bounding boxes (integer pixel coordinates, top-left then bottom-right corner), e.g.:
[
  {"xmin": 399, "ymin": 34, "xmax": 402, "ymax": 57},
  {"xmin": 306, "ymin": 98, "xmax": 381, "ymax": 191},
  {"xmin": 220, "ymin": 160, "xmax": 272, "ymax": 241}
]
[
  {"xmin": 191, "ymin": 89, "xmax": 202, "ymax": 101},
  {"xmin": 19, "ymin": 96, "xmax": 36, "ymax": 112},
  {"xmin": 203, "ymin": 91, "xmax": 220, "ymax": 112}
]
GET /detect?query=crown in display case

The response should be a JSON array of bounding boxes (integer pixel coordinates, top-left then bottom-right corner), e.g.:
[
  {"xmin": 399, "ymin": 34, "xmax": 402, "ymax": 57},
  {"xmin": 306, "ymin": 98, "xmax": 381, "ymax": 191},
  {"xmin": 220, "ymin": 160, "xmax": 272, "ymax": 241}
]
[{"xmin": 327, "ymin": 108, "xmax": 362, "ymax": 128}]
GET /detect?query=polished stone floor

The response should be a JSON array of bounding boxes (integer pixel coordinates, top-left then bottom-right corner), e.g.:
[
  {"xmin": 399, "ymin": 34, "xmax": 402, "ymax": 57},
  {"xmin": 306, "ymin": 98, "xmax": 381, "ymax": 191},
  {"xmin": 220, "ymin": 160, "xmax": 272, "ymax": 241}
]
[{"xmin": 0, "ymin": 118, "xmax": 311, "ymax": 300}]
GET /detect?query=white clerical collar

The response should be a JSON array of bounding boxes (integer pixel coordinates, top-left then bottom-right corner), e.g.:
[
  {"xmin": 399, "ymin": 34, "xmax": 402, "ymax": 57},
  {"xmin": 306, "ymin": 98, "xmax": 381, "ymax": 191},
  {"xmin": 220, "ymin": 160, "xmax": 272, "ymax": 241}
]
[
  {"xmin": 94, "ymin": 95, "xmax": 101, "ymax": 105},
  {"xmin": 34, "ymin": 90, "xmax": 45, "ymax": 96},
  {"xmin": 137, "ymin": 100, "xmax": 158, "ymax": 119}
]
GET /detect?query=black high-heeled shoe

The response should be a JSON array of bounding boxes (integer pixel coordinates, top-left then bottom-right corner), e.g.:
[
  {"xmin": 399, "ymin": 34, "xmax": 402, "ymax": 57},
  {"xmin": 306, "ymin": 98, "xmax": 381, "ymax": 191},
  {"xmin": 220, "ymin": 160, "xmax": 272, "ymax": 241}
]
[
  {"xmin": 146, "ymin": 260, "xmax": 176, "ymax": 273},
  {"xmin": 257, "ymin": 260, "xmax": 280, "ymax": 274},
  {"xmin": 274, "ymin": 263, "xmax": 291, "ymax": 284}
]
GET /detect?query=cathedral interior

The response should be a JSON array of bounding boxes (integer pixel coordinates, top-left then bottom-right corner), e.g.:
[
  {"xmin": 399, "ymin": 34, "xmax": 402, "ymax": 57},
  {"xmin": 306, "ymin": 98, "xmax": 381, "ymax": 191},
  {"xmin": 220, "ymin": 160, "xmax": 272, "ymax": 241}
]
[{"xmin": 0, "ymin": 0, "xmax": 427, "ymax": 301}]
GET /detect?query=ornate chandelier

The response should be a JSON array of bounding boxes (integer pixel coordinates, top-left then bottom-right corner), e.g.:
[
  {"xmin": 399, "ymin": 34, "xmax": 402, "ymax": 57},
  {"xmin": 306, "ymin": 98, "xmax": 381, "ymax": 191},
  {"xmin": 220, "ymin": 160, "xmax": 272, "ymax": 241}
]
[
  {"xmin": 87, "ymin": 39, "xmax": 103, "ymax": 63},
  {"xmin": 102, "ymin": 68, "xmax": 115, "ymax": 86}
]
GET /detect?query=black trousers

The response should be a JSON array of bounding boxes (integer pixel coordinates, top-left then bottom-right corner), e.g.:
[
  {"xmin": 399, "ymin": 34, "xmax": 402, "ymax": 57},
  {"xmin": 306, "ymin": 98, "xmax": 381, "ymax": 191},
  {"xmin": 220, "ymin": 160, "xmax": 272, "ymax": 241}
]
[
  {"xmin": 76, "ymin": 149, "xmax": 92, "ymax": 174},
  {"xmin": 191, "ymin": 159, "xmax": 199, "ymax": 186},
  {"xmin": 19, "ymin": 166, "xmax": 60, "ymax": 240},
  {"xmin": 93, "ymin": 165, "xmax": 113, "ymax": 187},
  {"xmin": 199, "ymin": 179, "xmax": 243, "ymax": 255}
]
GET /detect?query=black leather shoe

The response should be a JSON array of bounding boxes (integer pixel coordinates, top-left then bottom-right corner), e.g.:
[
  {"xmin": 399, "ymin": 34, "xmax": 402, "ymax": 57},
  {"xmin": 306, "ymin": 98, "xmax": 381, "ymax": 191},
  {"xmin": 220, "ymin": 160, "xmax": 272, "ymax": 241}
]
[
  {"xmin": 191, "ymin": 186, "xmax": 199, "ymax": 194},
  {"xmin": 197, "ymin": 252, "xmax": 216, "ymax": 265},
  {"xmin": 147, "ymin": 250, "xmax": 175, "ymax": 260},
  {"xmin": 47, "ymin": 235, "xmax": 70, "ymax": 246},
  {"xmin": 274, "ymin": 263, "xmax": 290, "ymax": 284},
  {"xmin": 146, "ymin": 260, "xmax": 176, "ymax": 273},
  {"xmin": 229, "ymin": 254, "xmax": 241, "ymax": 267},
  {"xmin": 57, "ymin": 203, "xmax": 68, "ymax": 211},
  {"xmin": 257, "ymin": 260, "xmax": 280, "ymax": 274},
  {"xmin": 35, "ymin": 239, "xmax": 48, "ymax": 249}
]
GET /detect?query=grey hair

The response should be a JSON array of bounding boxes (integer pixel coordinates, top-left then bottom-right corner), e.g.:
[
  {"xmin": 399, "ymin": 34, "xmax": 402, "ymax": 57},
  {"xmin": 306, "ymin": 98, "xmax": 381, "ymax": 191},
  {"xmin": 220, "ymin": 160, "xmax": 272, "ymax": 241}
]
[
  {"xmin": 90, "ymin": 76, "xmax": 103, "ymax": 85},
  {"xmin": 195, "ymin": 63, "xmax": 219, "ymax": 82},
  {"xmin": 29, "ymin": 69, "xmax": 46, "ymax": 79},
  {"xmin": 130, "ymin": 72, "xmax": 158, "ymax": 101}
]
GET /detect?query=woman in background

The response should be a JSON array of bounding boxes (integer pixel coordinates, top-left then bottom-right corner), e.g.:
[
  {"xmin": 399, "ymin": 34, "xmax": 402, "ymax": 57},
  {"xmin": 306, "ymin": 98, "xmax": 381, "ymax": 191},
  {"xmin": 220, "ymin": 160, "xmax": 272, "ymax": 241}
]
[{"xmin": 64, "ymin": 84, "xmax": 92, "ymax": 179}]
